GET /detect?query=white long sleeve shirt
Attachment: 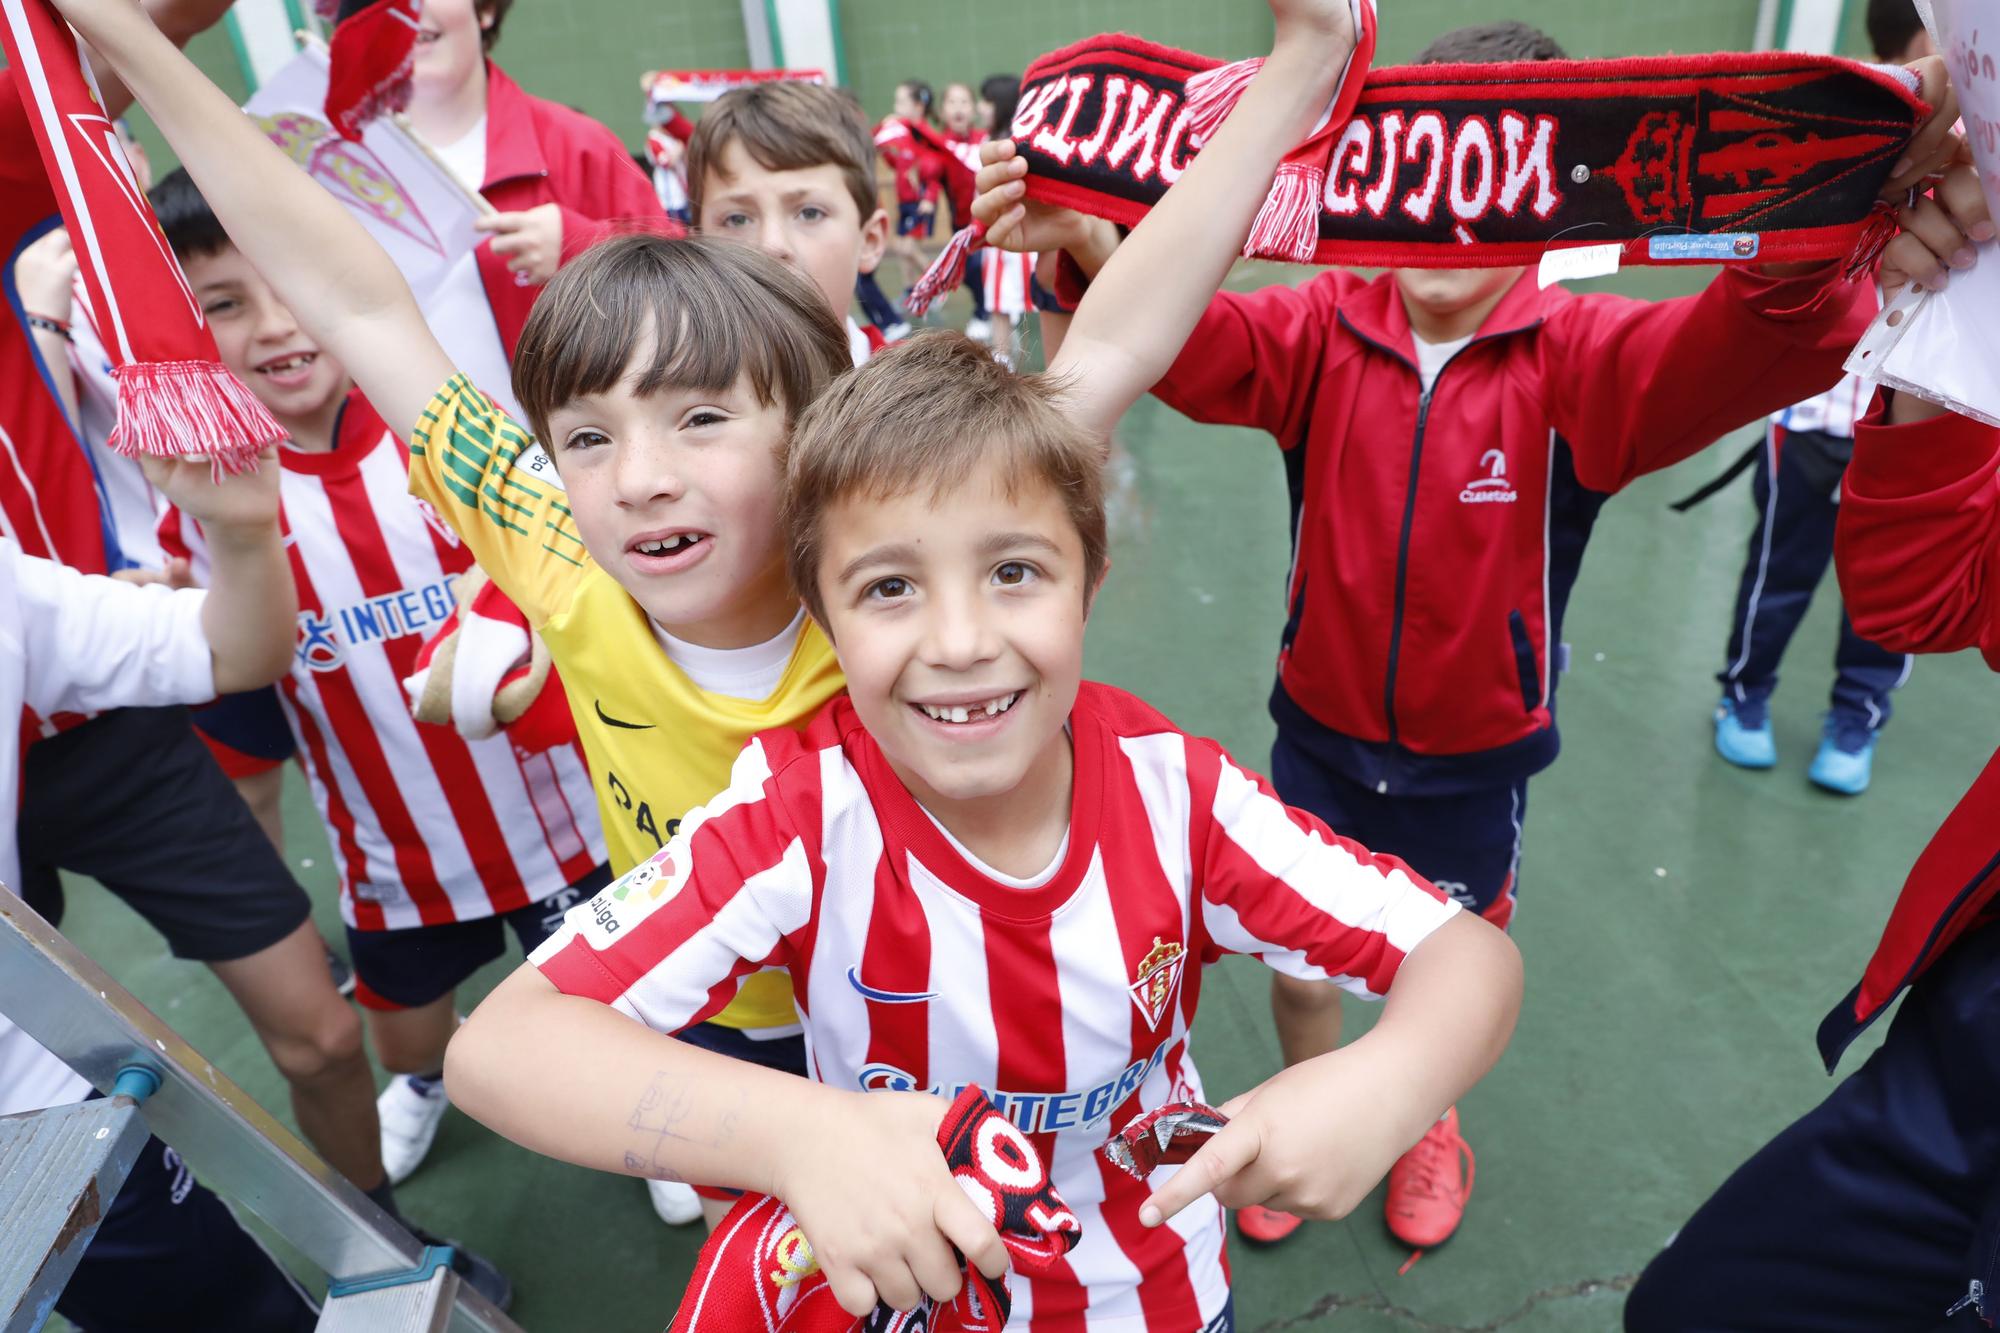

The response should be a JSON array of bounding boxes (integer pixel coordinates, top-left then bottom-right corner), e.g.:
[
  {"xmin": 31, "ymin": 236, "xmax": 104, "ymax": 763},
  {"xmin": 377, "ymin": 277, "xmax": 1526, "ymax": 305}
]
[{"xmin": 0, "ymin": 539, "xmax": 216, "ymax": 1115}]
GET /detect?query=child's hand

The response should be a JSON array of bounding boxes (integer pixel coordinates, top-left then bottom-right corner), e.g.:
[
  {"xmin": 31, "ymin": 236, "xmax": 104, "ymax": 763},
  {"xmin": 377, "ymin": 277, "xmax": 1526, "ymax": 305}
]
[
  {"xmin": 973, "ymin": 140, "xmax": 1120, "ymax": 268},
  {"xmin": 1139, "ymin": 1049, "xmax": 1425, "ymax": 1227},
  {"xmin": 1884, "ymin": 56, "xmax": 1961, "ymax": 199},
  {"xmin": 1881, "ymin": 152, "xmax": 1996, "ymax": 295},
  {"xmin": 111, "ymin": 557, "xmax": 196, "ymax": 589},
  {"xmin": 772, "ymin": 1090, "xmax": 1009, "ymax": 1316},
  {"xmin": 140, "ymin": 447, "xmax": 282, "ymax": 541},
  {"xmin": 14, "ymin": 228, "xmax": 79, "ymax": 323},
  {"xmin": 475, "ymin": 203, "xmax": 564, "ymax": 284}
]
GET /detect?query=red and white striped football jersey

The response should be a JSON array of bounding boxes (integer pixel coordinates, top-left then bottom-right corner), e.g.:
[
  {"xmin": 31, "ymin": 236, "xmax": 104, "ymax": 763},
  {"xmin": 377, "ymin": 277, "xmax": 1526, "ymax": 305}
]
[
  {"xmin": 160, "ymin": 392, "xmax": 604, "ymax": 931},
  {"xmin": 534, "ymin": 683, "xmax": 1457, "ymax": 1329}
]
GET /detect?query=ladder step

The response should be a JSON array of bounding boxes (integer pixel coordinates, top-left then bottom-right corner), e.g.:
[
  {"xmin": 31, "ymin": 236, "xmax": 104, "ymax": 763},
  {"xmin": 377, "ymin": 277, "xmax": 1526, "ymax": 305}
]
[
  {"xmin": 316, "ymin": 1264, "xmax": 458, "ymax": 1333},
  {"xmin": 0, "ymin": 1097, "xmax": 151, "ymax": 1333}
]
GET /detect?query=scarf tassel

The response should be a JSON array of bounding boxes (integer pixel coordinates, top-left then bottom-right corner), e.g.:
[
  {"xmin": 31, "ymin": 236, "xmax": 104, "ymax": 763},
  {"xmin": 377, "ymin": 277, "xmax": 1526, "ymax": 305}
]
[
  {"xmin": 905, "ymin": 220, "xmax": 984, "ymax": 316},
  {"xmin": 108, "ymin": 360, "xmax": 285, "ymax": 477},
  {"xmin": 1245, "ymin": 161, "xmax": 1326, "ymax": 263},
  {"xmin": 1184, "ymin": 56, "xmax": 1262, "ymax": 148},
  {"xmin": 1844, "ymin": 199, "xmax": 1901, "ymax": 283}
]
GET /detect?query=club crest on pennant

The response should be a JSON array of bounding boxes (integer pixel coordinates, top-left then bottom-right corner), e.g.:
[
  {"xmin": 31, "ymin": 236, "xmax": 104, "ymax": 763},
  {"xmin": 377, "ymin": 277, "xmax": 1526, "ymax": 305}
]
[{"xmin": 1127, "ymin": 937, "xmax": 1186, "ymax": 1032}]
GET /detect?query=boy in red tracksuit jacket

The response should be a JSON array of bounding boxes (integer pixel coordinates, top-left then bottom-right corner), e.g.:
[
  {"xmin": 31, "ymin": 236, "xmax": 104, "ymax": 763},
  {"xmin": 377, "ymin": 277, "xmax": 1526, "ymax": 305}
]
[
  {"xmin": 400, "ymin": 0, "xmax": 671, "ymax": 355},
  {"xmin": 977, "ymin": 18, "xmax": 1924, "ymax": 1251},
  {"xmin": 1627, "ymin": 386, "xmax": 2000, "ymax": 1329}
]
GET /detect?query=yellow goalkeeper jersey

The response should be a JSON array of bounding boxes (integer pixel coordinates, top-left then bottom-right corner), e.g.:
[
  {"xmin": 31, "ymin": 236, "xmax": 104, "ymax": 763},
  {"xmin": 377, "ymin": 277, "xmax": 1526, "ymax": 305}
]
[{"xmin": 409, "ymin": 375, "xmax": 841, "ymax": 1031}]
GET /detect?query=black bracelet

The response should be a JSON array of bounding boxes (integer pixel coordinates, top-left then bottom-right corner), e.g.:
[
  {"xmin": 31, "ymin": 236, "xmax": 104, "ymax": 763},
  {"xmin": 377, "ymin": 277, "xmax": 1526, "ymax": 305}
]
[{"xmin": 26, "ymin": 314, "xmax": 72, "ymax": 343}]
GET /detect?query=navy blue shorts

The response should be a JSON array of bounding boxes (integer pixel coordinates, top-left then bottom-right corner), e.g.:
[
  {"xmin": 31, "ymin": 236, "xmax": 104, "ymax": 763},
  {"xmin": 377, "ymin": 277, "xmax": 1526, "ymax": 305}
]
[
  {"xmin": 191, "ymin": 685, "xmax": 296, "ymax": 762},
  {"xmin": 1270, "ymin": 729, "xmax": 1526, "ymax": 929},
  {"xmin": 897, "ymin": 201, "xmax": 931, "ymax": 237},
  {"xmin": 676, "ymin": 1017, "xmax": 809, "ymax": 1077},
  {"xmin": 347, "ymin": 863, "xmax": 611, "ymax": 1010},
  {"xmin": 1626, "ymin": 921, "xmax": 2000, "ymax": 1332},
  {"xmin": 58, "ymin": 1127, "xmax": 317, "ymax": 1332}
]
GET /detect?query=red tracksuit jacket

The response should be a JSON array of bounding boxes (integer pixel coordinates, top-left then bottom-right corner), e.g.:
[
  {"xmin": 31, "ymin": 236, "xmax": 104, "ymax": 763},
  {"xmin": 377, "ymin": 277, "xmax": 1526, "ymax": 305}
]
[
  {"xmin": 1818, "ymin": 401, "xmax": 2000, "ymax": 1067},
  {"xmin": 1154, "ymin": 264, "xmax": 1873, "ymax": 795},
  {"xmin": 475, "ymin": 62, "xmax": 673, "ymax": 354}
]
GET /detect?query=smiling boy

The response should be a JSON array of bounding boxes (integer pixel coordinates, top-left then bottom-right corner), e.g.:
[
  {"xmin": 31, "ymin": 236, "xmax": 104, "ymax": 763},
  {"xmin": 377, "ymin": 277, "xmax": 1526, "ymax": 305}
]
[{"xmin": 442, "ymin": 3, "xmax": 1522, "ymax": 1326}]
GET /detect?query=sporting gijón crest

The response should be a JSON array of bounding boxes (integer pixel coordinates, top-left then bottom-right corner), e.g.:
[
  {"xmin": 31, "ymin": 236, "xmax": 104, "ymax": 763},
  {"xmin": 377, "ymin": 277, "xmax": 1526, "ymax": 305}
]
[
  {"xmin": 1127, "ymin": 936, "xmax": 1187, "ymax": 1032},
  {"xmin": 1013, "ymin": 40, "xmax": 1924, "ymax": 269}
]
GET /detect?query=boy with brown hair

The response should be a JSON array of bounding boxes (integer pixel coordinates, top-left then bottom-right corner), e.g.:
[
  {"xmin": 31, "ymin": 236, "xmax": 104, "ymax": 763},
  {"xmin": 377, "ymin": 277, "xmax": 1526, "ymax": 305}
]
[
  {"xmin": 45, "ymin": 0, "xmax": 846, "ymax": 1238},
  {"xmin": 443, "ymin": 4, "xmax": 1520, "ymax": 1327},
  {"xmin": 971, "ymin": 20, "xmax": 1958, "ymax": 1251},
  {"xmin": 686, "ymin": 80, "xmax": 897, "ymax": 359}
]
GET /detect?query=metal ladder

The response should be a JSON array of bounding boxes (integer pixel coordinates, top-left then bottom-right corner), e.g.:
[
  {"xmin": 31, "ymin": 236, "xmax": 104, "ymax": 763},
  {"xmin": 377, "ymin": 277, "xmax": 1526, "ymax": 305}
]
[{"xmin": 0, "ymin": 886, "xmax": 526, "ymax": 1333}]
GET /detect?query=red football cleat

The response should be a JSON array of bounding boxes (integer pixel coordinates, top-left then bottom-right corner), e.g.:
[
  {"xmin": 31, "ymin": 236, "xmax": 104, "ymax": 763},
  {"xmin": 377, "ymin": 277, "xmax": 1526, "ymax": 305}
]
[
  {"xmin": 1235, "ymin": 1204, "xmax": 1303, "ymax": 1245},
  {"xmin": 1384, "ymin": 1107, "xmax": 1475, "ymax": 1248}
]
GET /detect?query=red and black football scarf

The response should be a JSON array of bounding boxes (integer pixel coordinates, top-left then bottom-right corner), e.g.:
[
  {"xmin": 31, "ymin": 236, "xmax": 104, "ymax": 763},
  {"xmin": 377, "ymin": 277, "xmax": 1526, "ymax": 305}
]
[
  {"xmin": 1, "ymin": 0, "xmax": 283, "ymax": 475},
  {"xmin": 1020, "ymin": 40, "xmax": 1926, "ymax": 271},
  {"xmin": 934, "ymin": 38, "xmax": 1928, "ymax": 306},
  {"xmin": 669, "ymin": 1087, "xmax": 1081, "ymax": 1332},
  {"xmin": 317, "ymin": 0, "xmax": 421, "ymax": 141}
]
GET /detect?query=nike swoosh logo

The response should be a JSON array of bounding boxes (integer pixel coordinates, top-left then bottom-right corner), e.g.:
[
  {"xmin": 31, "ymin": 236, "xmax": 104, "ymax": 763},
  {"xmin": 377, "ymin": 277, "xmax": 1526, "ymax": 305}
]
[
  {"xmin": 593, "ymin": 699, "xmax": 655, "ymax": 730},
  {"xmin": 846, "ymin": 966, "xmax": 936, "ymax": 1004}
]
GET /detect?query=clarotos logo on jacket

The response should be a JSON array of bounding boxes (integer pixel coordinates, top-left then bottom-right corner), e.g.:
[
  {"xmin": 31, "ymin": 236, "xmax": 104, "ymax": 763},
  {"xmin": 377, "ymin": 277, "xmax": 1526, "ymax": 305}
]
[{"xmin": 1460, "ymin": 448, "xmax": 1519, "ymax": 504}]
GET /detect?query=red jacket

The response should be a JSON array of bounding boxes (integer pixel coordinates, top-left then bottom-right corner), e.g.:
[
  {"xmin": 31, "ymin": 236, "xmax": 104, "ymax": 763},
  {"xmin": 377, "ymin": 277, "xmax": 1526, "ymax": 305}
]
[
  {"xmin": 475, "ymin": 62, "xmax": 673, "ymax": 354},
  {"xmin": 1155, "ymin": 265, "xmax": 1872, "ymax": 794},
  {"xmin": 1818, "ymin": 401, "xmax": 2000, "ymax": 1067}
]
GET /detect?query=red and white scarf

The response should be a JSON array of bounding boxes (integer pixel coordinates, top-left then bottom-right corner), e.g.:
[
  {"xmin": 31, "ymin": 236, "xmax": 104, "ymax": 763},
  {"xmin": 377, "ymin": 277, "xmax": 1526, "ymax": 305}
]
[
  {"xmin": 668, "ymin": 1087, "xmax": 1081, "ymax": 1332},
  {"xmin": 318, "ymin": 0, "xmax": 421, "ymax": 142},
  {"xmin": 1, "ymin": 0, "xmax": 282, "ymax": 475}
]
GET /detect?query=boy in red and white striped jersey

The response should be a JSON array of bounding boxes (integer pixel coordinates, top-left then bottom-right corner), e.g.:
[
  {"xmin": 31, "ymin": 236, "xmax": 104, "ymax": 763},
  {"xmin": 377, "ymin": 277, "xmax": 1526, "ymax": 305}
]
[
  {"xmin": 447, "ymin": 6, "xmax": 1522, "ymax": 1325},
  {"xmin": 147, "ymin": 170, "xmax": 609, "ymax": 1191}
]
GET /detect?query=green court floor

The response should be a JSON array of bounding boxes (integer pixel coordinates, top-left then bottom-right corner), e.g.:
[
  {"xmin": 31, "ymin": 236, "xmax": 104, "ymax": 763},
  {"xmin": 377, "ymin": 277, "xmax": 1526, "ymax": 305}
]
[{"xmin": 52, "ymin": 263, "xmax": 2000, "ymax": 1331}]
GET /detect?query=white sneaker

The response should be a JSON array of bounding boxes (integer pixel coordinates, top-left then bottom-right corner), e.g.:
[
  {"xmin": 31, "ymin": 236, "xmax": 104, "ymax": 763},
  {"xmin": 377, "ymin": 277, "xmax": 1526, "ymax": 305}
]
[
  {"xmin": 647, "ymin": 1177, "xmax": 703, "ymax": 1226},
  {"xmin": 378, "ymin": 1074, "xmax": 450, "ymax": 1186},
  {"xmin": 883, "ymin": 321, "xmax": 912, "ymax": 342},
  {"xmin": 964, "ymin": 316, "xmax": 992, "ymax": 343}
]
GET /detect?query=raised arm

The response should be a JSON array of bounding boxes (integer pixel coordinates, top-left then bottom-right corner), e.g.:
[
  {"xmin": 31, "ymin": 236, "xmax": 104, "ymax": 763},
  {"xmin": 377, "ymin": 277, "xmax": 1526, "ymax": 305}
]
[
  {"xmin": 1539, "ymin": 265, "xmax": 1873, "ymax": 493},
  {"xmin": 148, "ymin": 450, "xmax": 295, "ymax": 692},
  {"xmin": 51, "ymin": 0, "xmax": 456, "ymax": 441},
  {"xmin": 1046, "ymin": 0, "xmax": 1359, "ymax": 441}
]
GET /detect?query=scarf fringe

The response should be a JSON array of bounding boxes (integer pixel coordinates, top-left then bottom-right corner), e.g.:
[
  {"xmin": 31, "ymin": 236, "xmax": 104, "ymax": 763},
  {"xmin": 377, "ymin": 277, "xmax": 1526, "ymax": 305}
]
[
  {"xmin": 905, "ymin": 221, "xmax": 983, "ymax": 315},
  {"xmin": 1184, "ymin": 56, "xmax": 1262, "ymax": 147},
  {"xmin": 108, "ymin": 360, "xmax": 285, "ymax": 477},
  {"xmin": 1844, "ymin": 200, "xmax": 1900, "ymax": 282},
  {"xmin": 1245, "ymin": 162, "xmax": 1325, "ymax": 263}
]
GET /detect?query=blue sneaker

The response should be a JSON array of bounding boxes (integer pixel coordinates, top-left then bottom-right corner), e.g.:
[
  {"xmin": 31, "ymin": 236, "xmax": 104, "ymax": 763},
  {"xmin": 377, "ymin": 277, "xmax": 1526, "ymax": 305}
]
[
  {"xmin": 1809, "ymin": 731, "xmax": 1875, "ymax": 795},
  {"xmin": 1714, "ymin": 698, "xmax": 1776, "ymax": 769}
]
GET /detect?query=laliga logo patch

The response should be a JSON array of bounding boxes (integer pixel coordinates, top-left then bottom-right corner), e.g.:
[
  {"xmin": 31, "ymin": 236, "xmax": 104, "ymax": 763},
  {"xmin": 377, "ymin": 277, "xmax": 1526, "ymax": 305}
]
[
  {"xmin": 583, "ymin": 846, "xmax": 683, "ymax": 946},
  {"xmin": 1127, "ymin": 936, "xmax": 1186, "ymax": 1032}
]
